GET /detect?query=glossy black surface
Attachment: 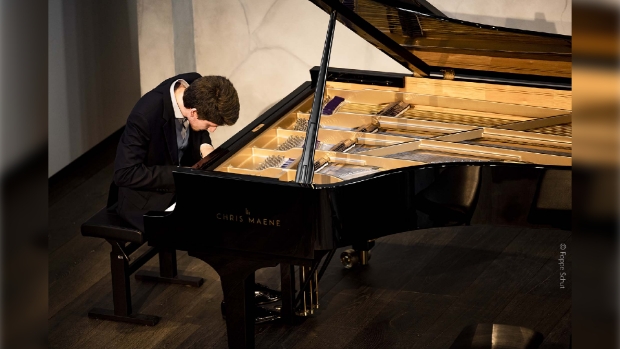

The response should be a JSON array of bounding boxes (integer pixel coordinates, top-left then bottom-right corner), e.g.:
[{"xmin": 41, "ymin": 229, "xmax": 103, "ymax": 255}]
[
  {"xmin": 310, "ymin": 0, "xmax": 430, "ymax": 76},
  {"xmin": 310, "ymin": 66, "xmax": 412, "ymax": 88},
  {"xmin": 429, "ymin": 67, "xmax": 572, "ymax": 90},
  {"xmin": 147, "ymin": 163, "xmax": 570, "ymax": 256},
  {"xmin": 308, "ymin": 0, "xmax": 571, "ymax": 87}
]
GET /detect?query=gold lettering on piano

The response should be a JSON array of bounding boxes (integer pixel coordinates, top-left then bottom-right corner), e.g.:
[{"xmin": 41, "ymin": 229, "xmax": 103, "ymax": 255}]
[
  {"xmin": 217, "ymin": 212, "xmax": 280, "ymax": 227},
  {"xmin": 216, "ymin": 213, "xmax": 244, "ymax": 222}
]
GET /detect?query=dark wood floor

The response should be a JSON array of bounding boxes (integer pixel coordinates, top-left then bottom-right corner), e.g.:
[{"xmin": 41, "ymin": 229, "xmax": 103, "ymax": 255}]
[{"xmin": 49, "ymin": 134, "xmax": 571, "ymax": 349}]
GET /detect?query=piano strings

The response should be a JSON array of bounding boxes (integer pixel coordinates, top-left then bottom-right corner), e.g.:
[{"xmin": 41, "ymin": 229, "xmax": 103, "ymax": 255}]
[
  {"xmin": 218, "ymin": 81, "xmax": 572, "ymax": 180},
  {"xmin": 312, "ymin": 94, "xmax": 522, "ymax": 128},
  {"xmin": 276, "ymin": 135, "xmax": 305, "ymax": 151},
  {"xmin": 312, "ymin": 156, "xmax": 383, "ymax": 180},
  {"xmin": 291, "ymin": 114, "xmax": 450, "ymax": 140},
  {"xmin": 461, "ymin": 137, "xmax": 572, "ymax": 156},
  {"xmin": 256, "ymin": 155, "xmax": 295, "ymax": 171},
  {"xmin": 384, "ymin": 149, "xmax": 500, "ymax": 163},
  {"xmin": 527, "ymin": 123, "xmax": 572, "ymax": 137},
  {"xmin": 316, "ymin": 163, "xmax": 383, "ymax": 180},
  {"xmin": 375, "ymin": 101, "xmax": 411, "ymax": 117},
  {"xmin": 293, "ymin": 118, "xmax": 309, "ymax": 131},
  {"xmin": 338, "ymin": 102, "xmax": 512, "ymax": 127}
]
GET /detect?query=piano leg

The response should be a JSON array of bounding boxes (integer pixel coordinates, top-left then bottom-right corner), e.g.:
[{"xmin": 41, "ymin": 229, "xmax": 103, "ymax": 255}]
[
  {"xmin": 188, "ymin": 251, "xmax": 278, "ymax": 349},
  {"xmin": 224, "ymin": 271, "xmax": 255, "ymax": 349},
  {"xmin": 280, "ymin": 263, "xmax": 296, "ymax": 324}
]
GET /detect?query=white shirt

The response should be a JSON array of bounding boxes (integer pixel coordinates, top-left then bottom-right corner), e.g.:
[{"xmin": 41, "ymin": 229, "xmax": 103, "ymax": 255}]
[{"xmin": 169, "ymin": 79, "xmax": 189, "ymax": 121}]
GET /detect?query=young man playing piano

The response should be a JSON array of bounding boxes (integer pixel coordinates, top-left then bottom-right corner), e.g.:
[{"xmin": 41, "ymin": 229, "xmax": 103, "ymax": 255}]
[
  {"xmin": 112, "ymin": 73, "xmax": 281, "ymax": 323},
  {"xmin": 112, "ymin": 73, "xmax": 233, "ymax": 231}
]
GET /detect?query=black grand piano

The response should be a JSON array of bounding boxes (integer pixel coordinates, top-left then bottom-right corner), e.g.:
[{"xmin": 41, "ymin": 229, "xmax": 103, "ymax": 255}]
[{"xmin": 145, "ymin": 0, "xmax": 572, "ymax": 348}]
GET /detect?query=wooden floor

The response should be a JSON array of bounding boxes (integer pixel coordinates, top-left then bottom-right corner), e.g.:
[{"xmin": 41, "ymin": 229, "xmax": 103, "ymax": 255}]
[{"xmin": 49, "ymin": 132, "xmax": 571, "ymax": 349}]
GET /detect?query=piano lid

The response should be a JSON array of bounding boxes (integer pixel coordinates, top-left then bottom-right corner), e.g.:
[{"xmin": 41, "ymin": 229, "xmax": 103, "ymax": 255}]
[{"xmin": 309, "ymin": 0, "xmax": 572, "ymax": 80}]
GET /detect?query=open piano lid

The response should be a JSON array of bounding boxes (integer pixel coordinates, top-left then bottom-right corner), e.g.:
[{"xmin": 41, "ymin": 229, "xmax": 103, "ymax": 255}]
[{"xmin": 309, "ymin": 0, "xmax": 571, "ymax": 87}]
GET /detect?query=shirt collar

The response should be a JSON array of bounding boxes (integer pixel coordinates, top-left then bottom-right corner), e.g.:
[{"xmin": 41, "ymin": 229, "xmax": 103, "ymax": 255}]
[{"xmin": 170, "ymin": 79, "xmax": 190, "ymax": 120}]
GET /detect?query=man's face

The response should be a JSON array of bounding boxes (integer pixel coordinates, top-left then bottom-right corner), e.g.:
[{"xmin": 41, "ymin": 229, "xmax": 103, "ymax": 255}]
[{"xmin": 187, "ymin": 109, "xmax": 219, "ymax": 133}]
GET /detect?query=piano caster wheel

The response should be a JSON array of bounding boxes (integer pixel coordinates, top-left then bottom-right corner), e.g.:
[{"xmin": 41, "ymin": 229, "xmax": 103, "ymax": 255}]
[
  {"xmin": 340, "ymin": 249, "xmax": 371, "ymax": 269},
  {"xmin": 341, "ymin": 249, "xmax": 358, "ymax": 268}
]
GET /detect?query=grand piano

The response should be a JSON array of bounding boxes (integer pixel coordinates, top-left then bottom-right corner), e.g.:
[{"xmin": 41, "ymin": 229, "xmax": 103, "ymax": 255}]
[{"xmin": 145, "ymin": 0, "xmax": 572, "ymax": 348}]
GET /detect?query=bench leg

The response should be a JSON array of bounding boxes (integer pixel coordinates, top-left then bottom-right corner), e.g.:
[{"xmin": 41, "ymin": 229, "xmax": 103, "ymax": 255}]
[
  {"xmin": 88, "ymin": 244, "xmax": 160, "ymax": 326},
  {"xmin": 134, "ymin": 249, "xmax": 204, "ymax": 287}
]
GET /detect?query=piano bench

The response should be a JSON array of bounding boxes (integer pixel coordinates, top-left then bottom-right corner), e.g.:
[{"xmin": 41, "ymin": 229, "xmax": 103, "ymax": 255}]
[
  {"xmin": 81, "ymin": 206, "xmax": 145, "ymax": 243},
  {"xmin": 81, "ymin": 207, "xmax": 204, "ymax": 326}
]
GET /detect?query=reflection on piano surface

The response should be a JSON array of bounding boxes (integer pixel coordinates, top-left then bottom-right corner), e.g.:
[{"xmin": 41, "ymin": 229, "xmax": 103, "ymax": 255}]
[{"xmin": 145, "ymin": 0, "xmax": 572, "ymax": 347}]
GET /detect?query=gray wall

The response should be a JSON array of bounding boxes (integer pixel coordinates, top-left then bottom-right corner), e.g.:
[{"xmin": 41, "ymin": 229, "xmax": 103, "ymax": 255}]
[
  {"xmin": 433, "ymin": 0, "xmax": 571, "ymax": 35},
  {"xmin": 48, "ymin": 0, "xmax": 141, "ymax": 176}
]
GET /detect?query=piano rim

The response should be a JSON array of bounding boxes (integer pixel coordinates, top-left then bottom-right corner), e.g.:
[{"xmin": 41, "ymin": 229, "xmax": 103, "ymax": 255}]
[{"xmin": 178, "ymin": 161, "xmax": 571, "ymax": 190}]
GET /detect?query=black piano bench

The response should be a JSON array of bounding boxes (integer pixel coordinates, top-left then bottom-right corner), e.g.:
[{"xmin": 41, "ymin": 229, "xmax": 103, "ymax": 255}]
[{"xmin": 81, "ymin": 207, "xmax": 204, "ymax": 326}]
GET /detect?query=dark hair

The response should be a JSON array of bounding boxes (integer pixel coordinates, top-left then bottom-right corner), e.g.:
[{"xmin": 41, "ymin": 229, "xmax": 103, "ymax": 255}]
[{"xmin": 183, "ymin": 76, "xmax": 240, "ymax": 126}]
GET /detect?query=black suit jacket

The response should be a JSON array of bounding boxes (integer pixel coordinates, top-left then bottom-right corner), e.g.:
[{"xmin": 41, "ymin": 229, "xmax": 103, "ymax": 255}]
[{"xmin": 112, "ymin": 72, "xmax": 211, "ymax": 231}]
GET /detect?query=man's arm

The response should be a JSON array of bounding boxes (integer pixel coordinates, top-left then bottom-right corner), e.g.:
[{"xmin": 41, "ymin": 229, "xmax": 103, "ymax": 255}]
[
  {"xmin": 199, "ymin": 130, "xmax": 214, "ymax": 158},
  {"xmin": 114, "ymin": 113, "xmax": 176, "ymax": 191}
]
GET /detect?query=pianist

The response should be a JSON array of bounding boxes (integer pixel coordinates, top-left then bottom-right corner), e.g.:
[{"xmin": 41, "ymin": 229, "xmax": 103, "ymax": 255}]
[
  {"xmin": 112, "ymin": 73, "xmax": 238, "ymax": 231},
  {"xmin": 112, "ymin": 72, "xmax": 281, "ymax": 323}
]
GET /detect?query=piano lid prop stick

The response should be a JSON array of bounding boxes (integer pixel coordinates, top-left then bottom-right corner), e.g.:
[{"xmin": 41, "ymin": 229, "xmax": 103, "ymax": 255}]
[{"xmin": 295, "ymin": 9, "xmax": 338, "ymax": 185}]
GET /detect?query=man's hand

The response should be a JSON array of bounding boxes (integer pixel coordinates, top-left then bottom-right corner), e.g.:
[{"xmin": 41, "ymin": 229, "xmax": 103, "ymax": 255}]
[{"xmin": 200, "ymin": 143, "xmax": 215, "ymax": 158}]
